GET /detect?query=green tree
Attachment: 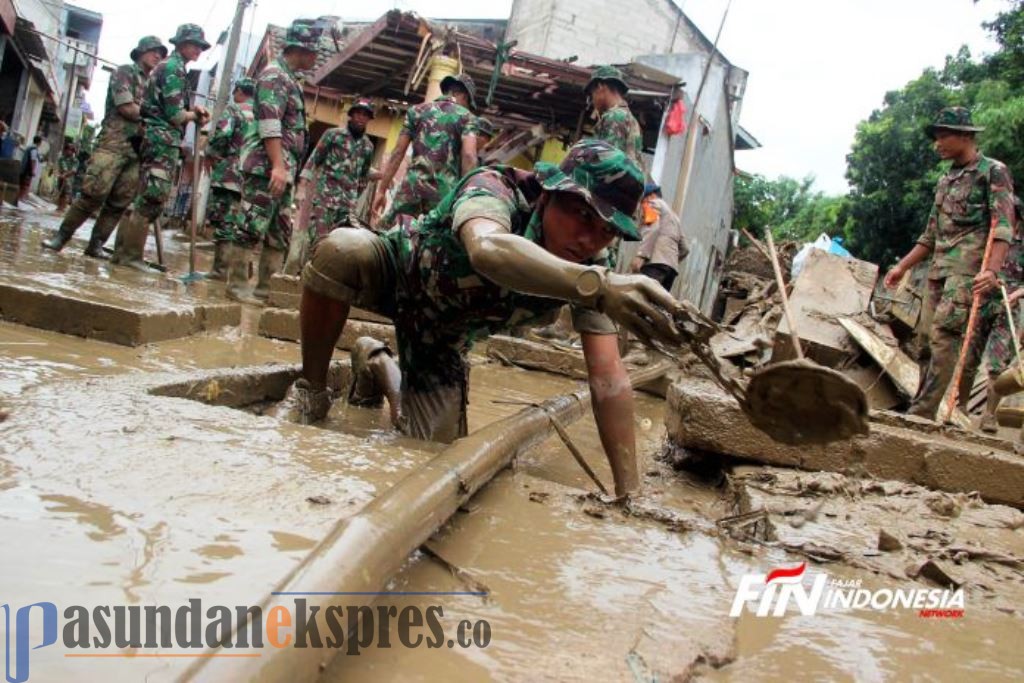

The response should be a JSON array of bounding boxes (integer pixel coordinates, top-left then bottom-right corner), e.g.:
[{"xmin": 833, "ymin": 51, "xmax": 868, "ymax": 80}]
[{"xmin": 734, "ymin": 173, "xmax": 849, "ymax": 244}]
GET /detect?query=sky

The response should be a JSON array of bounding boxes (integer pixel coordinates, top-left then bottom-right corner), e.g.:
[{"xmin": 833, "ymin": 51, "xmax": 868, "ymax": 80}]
[{"xmin": 69, "ymin": 0, "xmax": 1009, "ymax": 195}]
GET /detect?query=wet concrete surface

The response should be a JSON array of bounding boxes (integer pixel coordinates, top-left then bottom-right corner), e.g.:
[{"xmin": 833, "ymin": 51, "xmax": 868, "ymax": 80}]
[{"xmin": 2, "ymin": 213, "xmax": 1023, "ymax": 681}]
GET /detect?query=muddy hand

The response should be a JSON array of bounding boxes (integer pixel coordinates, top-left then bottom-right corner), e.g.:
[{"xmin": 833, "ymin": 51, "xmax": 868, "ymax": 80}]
[{"xmin": 600, "ymin": 273, "xmax": 683, "ymax": 346}]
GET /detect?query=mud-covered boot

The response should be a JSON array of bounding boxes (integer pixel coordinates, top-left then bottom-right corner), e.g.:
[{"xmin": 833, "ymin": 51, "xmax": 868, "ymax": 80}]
[
  {"xmin": 253, "ymin": 247, "xmax": 286, "ymax": 300},
  {"xmin": 225, "ymin": 244, "xmax": 262, "ymax": 305},
  {"xmin": 206, "ymin": 241, "xmax": 227, "ymax": 281},
  {"xmin": 268, "ymin": 378, "xmax": 334, "ymax": 424},
  {"xmin": 110, "ymin": 212, "xmax": 153, "ymax": 272},
  {"xmin": 41, "ymin": 228, "xmax": 73, "ymax": 252},
  {"xmin": 979, "ymin": 385, "xmax": 1002, "ymax": 434},
  {"xmin": 83, "ymin": 209, "xmax": 120, "ymax": 259}
]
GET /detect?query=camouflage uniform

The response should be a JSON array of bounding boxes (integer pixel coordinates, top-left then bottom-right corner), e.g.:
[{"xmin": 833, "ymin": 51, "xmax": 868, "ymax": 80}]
[
  {"xmin": 111, "ymin": 25, "xmax": 210, "ymax": 269},
  {"xmin": 228, "ymin": 55, "xmax": 307, "ymax": 251},
  {"xmin": 303, "ymin": 140, "xmax": 642, "ymax": 442},
  {"xmin": 299, "ymin": 122, "xmax": 374, "ymax": 242},
  {"xmin": 42, "ymin": 36, "xmax": 164, "ymax": 255},
  {"xmin": 960, "ymin": 239, "xmax": 1024, "ymax": 386},
  {"xmin": 56, "ymin": 153, "xmax": 77, "ymax": 204},
  {"xmin": 379, "ymin": 94, "xmax": 477, "ymax": 228},
  {"xmin": 909, "ymin": 110, "xmax": 1015, "ymax": 418},
  {"xmin": 594, "ymin": 104, "xmax": 644, "ymax": 170},
  {"xmin": 206, "ymin": 92, "xmax": 255, "ymax": 242}
]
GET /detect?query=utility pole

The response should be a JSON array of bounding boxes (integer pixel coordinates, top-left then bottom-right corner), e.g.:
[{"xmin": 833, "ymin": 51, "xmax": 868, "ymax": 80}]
[{"xmin": 210, "ymin": 0, "xmax": 251, "ymax": 126}]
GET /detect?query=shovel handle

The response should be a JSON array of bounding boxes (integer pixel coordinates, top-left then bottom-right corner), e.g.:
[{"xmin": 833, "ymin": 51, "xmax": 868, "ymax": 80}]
[{"xmin": 765, "ymin": 230, "xmax": 804, "ymax": 359}]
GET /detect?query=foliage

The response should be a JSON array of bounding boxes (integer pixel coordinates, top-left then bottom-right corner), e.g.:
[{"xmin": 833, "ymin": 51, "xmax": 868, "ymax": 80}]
[{"xmin": 734, "ymin": 173, "xmax": 849, "ymax": 244}]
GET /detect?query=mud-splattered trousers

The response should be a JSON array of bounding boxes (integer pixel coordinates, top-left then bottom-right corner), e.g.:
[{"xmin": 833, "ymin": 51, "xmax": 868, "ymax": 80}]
[{"xmin": 225, "ymin": 173, "xmax": 293, "ymax": 251}]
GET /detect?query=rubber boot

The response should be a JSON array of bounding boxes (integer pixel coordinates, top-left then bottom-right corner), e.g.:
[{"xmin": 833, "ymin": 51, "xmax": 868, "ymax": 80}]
[
  {"xmin": 253, "ymin": 247, "xmax": 286, "ymax": 300},
  {"xmin": 206, "ymin": 241, "xmax": 227, "ymax": 281},
  {"xmin": 225, "ymin": 244, "xmax": 262, "ymax": 305},
  {"xmin": 83, "ymin": 209, "xmax": 121, "ymax": 259},
  {"xmin": 110, "ymin": 212, "xmax": 153, "ymax": 272},
  {"xmin": 41, "ymin": 204, "xmax": 91, "ymax": 251},
  {"xmin": 979, "ymin": 384, "xmax": 1002, "ymax": 434}
]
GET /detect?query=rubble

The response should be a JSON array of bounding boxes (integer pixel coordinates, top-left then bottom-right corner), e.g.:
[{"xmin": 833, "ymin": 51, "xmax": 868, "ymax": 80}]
[
  {"xmin": 667, "ymin": 377, "xmax": 1024, "ymax": 508},
  {"xmin": 773, "ymin": 249, "xmax": 879, "ymax": 365}
]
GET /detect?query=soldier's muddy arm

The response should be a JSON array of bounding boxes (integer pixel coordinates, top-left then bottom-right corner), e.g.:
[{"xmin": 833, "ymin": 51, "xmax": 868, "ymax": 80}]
[
  {"xmin": 886, "ymin": 206, "xmax": 937, "ymax": 289},
  {"xmin": 974, "ymin": 239, "xmax": 1010, "ymax": 295},
  {"xmin": 460, "ymin": 219, "xmax": 683, "ymax": 345},
  {"xmin": 581, "ymin": 332, "xmax": 639, "ymax": 497}
]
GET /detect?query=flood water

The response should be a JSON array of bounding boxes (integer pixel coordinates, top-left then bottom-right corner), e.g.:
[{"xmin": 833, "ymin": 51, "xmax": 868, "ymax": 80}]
[{"xmin": 1, "ymin": 209, "xmax": 1022, "ymax": 681}]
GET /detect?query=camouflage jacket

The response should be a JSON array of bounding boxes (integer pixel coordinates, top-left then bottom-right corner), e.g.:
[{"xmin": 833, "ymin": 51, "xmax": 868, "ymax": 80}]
[
  {"xmin": 240, "ymin": 57, "xmax": 307, "ymax": 180},
  {"xmin": 207, "ymin": 100, "xmax": 255, "ymax": 192},
  {"xmin": 300, "ymin": 126, "xmax": 375, "ymax": 220},
  {"xmin": 140, "ymin": 51, "xmax": 193, "ymax": 148},
  {"xmin": 392, "ymin": 95, "xmax": 477, "ymax": 213},
  {"xmin": 57, "ymin": 154, "xmax": 77, "ymax": 176},
  {"xmin": 917, "ymin": 154, "xmax": 1015, "ymax": 278},
  {"xmin": 94, "ymin": 62, "xmax": 147, "ymax": 155},
  {"xmin": 382, "ymin": 166, "xmax": 611, "ymax": 390},
  {"xmin": 593, "ymin": 103, "xmax": 644, "ymax": 169}
]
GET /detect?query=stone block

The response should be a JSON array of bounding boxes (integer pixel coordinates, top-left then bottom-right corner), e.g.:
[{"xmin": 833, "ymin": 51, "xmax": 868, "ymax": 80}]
[
  {"xmin": 257, "ymin": 307, "xmax": 396, "ymax": 351},
  {"xmin": 666, "ymin": 377, "xmax": 1024, "ymax": 508},
  {"xmin": 265, "ymin": 274, "xmax": 390, "ymax": 323},
  {"xmin": 0, "ymin": 281, "xmax": 241, "ymax": 346}
]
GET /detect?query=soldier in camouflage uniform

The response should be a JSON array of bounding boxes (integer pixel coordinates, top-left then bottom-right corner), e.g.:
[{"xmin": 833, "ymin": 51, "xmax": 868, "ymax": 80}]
[
  {"xmin": 110, "ymin": 24, "xmax": 211, "ymax": 271},
  {"xmin": 586, "ymin": 65, "xmax": 644, "ymax": 169},
  {"xmin": 371, "ymin": 73, "xmax": 478, "ymax": 229},
  {"xmin": 55, "ymin": 142, "xmax": 78, "ymax": 212},
  {"xmin": 957, "ymin": 199, "xmax": 1024, "ymax": 432},
  {"xmin": 884, "ymin": 107, "xmax": 1016, "ymax": 421},
  {"xmin": 204, "ymin": 77, "xmax": 256, "ymax": 280},
  {"xmin": 280, "ymin": 139, "xmax": 684, "ymax": 498},
  {"xmin": 297, "ymin": 98, "xmax": 377, "ymax": 252},
  {"xmin": 42, "ymin": 36, "xmax": 168, "ymax": 257},
  {"xmin": 223, "ymin": 18, "xmax": 319, "ymax": 304}
]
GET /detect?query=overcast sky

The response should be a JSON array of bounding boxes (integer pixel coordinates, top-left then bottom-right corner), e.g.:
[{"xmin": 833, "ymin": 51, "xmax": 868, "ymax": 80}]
[{"xmin": 71, "ymin": 0, "xmax": 1007, "ymax": 195}]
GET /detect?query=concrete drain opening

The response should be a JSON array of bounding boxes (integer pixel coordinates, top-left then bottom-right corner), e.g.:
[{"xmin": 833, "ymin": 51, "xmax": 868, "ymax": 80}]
[{"xmin": 148, "ymin": 363, "xmax": 352, "ymax": 415}]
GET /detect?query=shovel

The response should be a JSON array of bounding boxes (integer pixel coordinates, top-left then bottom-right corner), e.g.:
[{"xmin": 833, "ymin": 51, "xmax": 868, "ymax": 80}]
[{"xmin": 649, "ymin": 231, "xmax": 869, "ymax": 445}]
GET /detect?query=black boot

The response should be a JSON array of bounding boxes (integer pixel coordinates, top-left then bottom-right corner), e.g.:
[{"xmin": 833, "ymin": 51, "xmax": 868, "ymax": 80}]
[
  {"xmin": 83, "ymin": 208, "xmax": 121, "ymax": 259},
  {"xmin": 41, "ymin": 229, "xmax": 72, "ymax": 251}
]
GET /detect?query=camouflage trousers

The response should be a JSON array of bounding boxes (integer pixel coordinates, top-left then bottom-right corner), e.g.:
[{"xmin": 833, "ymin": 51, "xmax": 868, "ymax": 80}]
[
  {"xmin": 308, "ymin": 199, "xmax": 356, "ymax": 244},
  {"xmin": 378, "ymin": 179, "xmax": 440, "ymax": 230},
  {"xmin": 226, "ymin": 173, "xmax": 293, "ymax": 251},
  {"xmin": 909, "ymin": 275, "xmax": 994, "ymax": 419},
  {"xmin": 57, "ymin": 148, "xmax": 139, "ymax": 239},
  {"xmin": 76, "ymin": 148, "xmax": 139, "ymax": 216},
  {"xmin": 960, "ymin": 286, "xmax": 1024, "ymax": 383},
  {"xmin": 207, "ymin": 186, "xmax": 240, "ymax": 242},
  {"xmin": 133, "ymin": 136, "xmax": 180, "ymax": 221},
  {"xmin": 302, "ymin": 227, "xmax": 469, "ymax": 443}
]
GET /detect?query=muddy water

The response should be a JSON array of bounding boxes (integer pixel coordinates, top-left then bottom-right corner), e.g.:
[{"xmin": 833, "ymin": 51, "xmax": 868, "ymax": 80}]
[{"xmin": 3, "ymin": 212, "xmax": 1022, "ymax": 681}]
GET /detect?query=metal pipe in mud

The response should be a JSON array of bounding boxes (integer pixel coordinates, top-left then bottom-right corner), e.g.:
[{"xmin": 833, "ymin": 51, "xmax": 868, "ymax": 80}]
[{"xmin": 182, "ymin": 362, "xmax": 670, "ymax": 682}]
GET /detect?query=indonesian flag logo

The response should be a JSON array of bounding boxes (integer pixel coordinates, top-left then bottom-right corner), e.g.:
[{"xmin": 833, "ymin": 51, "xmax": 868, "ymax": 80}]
[{"xmin": 765, "ymin": 562, "xmax": 807, "ymax": 584}]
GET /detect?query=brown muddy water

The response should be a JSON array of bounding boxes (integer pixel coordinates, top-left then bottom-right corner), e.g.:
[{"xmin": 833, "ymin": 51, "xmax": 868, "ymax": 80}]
[{"xmin": 1, "ymin": 210, "xmax": 1022, "ymax": 681}]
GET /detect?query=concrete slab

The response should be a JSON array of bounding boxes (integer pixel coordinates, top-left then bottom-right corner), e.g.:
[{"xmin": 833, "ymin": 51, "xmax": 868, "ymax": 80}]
[
  {"xmin": 667, "ymin": 377, "xmax": 1024, "ymax": 508},
  {"xmin": 258, "ymin": 306, "xmax": 396, "ymax": 350},
  {"xmin": 0, "ymin": 280, "xmax": 241, "ymax": 346},
  {"xmin": 774, "ymin": 250, "xmax": 878, "ymax": 365}
]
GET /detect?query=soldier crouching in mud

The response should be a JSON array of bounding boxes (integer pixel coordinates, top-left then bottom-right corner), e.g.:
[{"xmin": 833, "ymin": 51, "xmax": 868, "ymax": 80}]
[{"xmin": 275, "ymin": 140, "xmax": 685, "ymax": 498}]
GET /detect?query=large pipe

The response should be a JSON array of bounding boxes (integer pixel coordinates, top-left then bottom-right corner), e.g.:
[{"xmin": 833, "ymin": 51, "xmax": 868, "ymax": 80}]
[{"xmin": 183, "ymin": 361, "xmax": 669, "ymax": 682}]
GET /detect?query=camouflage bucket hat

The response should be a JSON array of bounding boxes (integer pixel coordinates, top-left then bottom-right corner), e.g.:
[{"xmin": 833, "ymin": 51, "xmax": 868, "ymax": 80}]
[
  {"xmin": 348, "ymin": 98, "xmax": 375, "ymax": 118},
  {"xmin": 585, "ymin": 65, "xmax": 629, "ymax": 96},
  {"xmin": 169, "ymin": 24, "xmax": 211, "ymax": 51},
  {"xmin": 534, "ymin": 139, "xmax": 644, "ymax": 241},
  {"xmin": 233, "ymin": 77, "xmax": 256, "ymax": 96},
  {"xmin": 130, "ymin": 35, "xmax": 168, "ymax": 62},
  {"xmin": 284, "ymin": 19, "xmax": 322, "ymax": 52},
  {"xmin": 475, "ymin": 116, "xmax": 495, "ymax": 138},
  {"xmin": 926, "ymin": 106, "xmax": 984, "ymax": 139},
  {"xmin": 440, "ymin": 73, "xmax": 477, "ymax": 110}
]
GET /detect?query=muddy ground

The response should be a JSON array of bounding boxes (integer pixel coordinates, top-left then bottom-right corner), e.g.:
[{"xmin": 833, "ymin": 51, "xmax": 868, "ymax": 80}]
[{"xmin": 1, "ymin": 207, "xmax": 1022, "ymax": 681}]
